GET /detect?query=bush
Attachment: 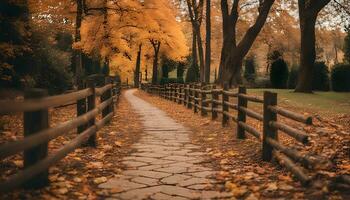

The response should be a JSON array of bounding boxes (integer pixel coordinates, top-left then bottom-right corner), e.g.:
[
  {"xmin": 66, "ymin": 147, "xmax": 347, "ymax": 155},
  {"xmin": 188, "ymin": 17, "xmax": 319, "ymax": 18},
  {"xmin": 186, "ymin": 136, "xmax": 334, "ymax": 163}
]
[
  {"xmin": 312, "ymin": 62, "xmax": 330, "ymax": 91},
  {"xmin": 270, "ymin": 58, "xmax": 289, "ymax": 88},
  {"xmin": 244, "ymin": 57, "xmax": 256, "ymax": 82},
  {"xmin": 32, "ymin": 31, "xmax": 73, "ymax": 94},
  {"xmin": 288, "ymin": 65, "xmax": 298, "ymax": 89},
  {"xmin": 331, "ymin": 63, "xmax": 350, "ymax": 92}
]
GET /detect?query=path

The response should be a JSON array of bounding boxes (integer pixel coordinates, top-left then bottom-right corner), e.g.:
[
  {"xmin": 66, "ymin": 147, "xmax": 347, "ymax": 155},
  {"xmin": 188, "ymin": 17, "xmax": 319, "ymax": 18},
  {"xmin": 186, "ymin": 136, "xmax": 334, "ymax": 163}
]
[{"xmin": 99, "ymin": 89, "xmax": 232, "ymax": 200}]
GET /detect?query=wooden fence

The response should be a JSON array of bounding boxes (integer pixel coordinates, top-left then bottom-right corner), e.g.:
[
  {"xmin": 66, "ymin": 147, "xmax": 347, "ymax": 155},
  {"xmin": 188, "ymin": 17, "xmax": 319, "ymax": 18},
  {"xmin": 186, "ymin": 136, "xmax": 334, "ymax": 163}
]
[
  {"xmin": 141, "ymin": 83, "xmax": 327, "ymax": 186},
  {"xmin": 0, "ymin": 77, "xmax": 121, "ymax": 192}
]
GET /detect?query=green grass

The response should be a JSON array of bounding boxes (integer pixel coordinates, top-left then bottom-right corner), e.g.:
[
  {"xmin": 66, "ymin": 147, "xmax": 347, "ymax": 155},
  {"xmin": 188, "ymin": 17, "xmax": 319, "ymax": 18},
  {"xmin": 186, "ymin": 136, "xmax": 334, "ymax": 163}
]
[{"xmin": 247, "ymin": 89, "xmax": 350, "ymax": 115}]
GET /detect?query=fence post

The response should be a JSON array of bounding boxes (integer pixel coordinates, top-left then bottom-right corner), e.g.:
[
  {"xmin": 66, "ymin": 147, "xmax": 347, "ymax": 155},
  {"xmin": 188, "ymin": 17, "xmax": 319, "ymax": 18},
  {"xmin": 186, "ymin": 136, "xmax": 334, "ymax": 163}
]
[
  {"xmin": 173, "ymin": 84, "xmax": 177, "ymax": 102},
  {"xmin": 212, "ymin": 85, "xmax": 218, "ymax": 120},
  {"xmin": 201, "ymin": 83, "xmax": 207, "ymax": 116},
  {"xmin": 23, "ymin": 89, "xmax": 49, "ymax": 189},
  {"xmin": 167, "ymin": 84, "xmax": 170, "ymax": 100},
  {"xmin": 102, "ymin": 77, "xmax": 112, "ymax": 123},
  {"xmin": 85, "ymin": 79, "xmax": 97, "ymax": 147},
  {"xmin": 77, "ymin": 80, "xmax": 87, "ymax": 134},
  {"xmin": 263, "ymin": 91, "xmax": 277, "ymax": 161},
  {"xmin": 188, "ymin": 84, "xmax": 193, "ymax": 109},
  {"xmin": 184, "ymin": 84, "xmax": 188, "ymax": 106},
  {"xmin": 194, "ymin": 84, "xmax": 199, "ymax": 113},
  {"xmin": 178, "ymin": 85, "xmax": 182, "ymax": 104},
  {"xmin": 237, "ymin": 86, "xmax": 247, "ymax": 139},
  {"xmin": 222, "ymin": 83, "xmax": 229, "ymax": 127}
]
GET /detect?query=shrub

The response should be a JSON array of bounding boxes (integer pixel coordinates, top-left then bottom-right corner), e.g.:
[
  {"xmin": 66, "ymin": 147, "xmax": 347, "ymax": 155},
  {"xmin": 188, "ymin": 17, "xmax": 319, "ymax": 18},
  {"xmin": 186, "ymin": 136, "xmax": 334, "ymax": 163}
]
[
  {"xmin": 331, "ymin": 63, "xmax": 350, "ymax": 92},
  {"xmin": 312, "ymin": 62, "xmax": 330, "ymax": 91},
  {"xmin": 32, "ymin": 31, "xmax": 73, "ymax": 94},
  {"xmin": 244, "ymin": 57, "xmax": 256, "ymax": 82},
  {"xmin": 270, "ymin": 58, "xmax": 289, "ymax": 88},
  {"xmin": 288, "ymin": 65, "xmax": 298, "ymax": 89}
]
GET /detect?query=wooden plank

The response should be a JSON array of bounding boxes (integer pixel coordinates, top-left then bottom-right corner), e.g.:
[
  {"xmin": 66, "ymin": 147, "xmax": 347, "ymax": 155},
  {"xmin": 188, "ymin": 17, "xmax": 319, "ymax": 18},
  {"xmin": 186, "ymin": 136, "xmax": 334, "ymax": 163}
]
[
  {"xmin": 238, "ymin": 107, "xmax": 263, "ymax": 121},
  {"xmin": 238, "ymin": 93, "xmax": 263, "ymax": 103},
  {"xmin": 0, "ymin": 88, "xmax": 92, "ymax": 115},
  {"xmin": 268, "ymin": 105, "xmax": 312, "ymax": 125},
  {"xmin": 270, "ymin": 121, "xmax": 309, "ymax": 144},
  {"xmin": 0, "ymin": 108, "xmax": 99, "ymax": 159},
  {"xmin": 238, "ymin": 121, "xmax": 261, "ymax": 140},
  {"xmin": 273, "ymin": 151, "xmax": 311, "ymax": 186}
]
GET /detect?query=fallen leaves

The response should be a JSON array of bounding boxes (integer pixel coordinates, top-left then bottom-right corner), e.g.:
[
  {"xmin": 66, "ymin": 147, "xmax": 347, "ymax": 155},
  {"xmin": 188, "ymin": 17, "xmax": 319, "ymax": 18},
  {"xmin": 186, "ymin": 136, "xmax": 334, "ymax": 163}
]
[
  {"xmin": 93, "ymin": 177, "xmax": 108, "ymax": 184},
  {"xmin": 114, "ymin": 141, "xmax": 122, "ymax": 147},
  {"xmin": 0, "ymin": 93, "xmax": 143, "ymax": 199}
]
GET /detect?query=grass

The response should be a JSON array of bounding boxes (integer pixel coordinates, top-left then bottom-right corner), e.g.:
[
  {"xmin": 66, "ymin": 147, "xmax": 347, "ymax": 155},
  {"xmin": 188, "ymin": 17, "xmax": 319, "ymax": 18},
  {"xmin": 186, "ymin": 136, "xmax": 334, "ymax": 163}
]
[{"xmin": 247, "ymin": 89, "xmax": 350, "ymax": 115}]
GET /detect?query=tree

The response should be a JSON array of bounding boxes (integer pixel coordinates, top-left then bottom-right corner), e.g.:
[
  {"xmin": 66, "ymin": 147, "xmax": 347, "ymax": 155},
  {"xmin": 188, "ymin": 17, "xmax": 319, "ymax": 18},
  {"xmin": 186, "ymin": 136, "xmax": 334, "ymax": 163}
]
[
  {"xmin": 134, "ymin": 44, "xmax": 142, "ymax": 87},
  {"xmin": 186, "ymin": 0, "xmax": 205, "ymax": 82},
  {"xmin": 0, "ymin": 0, "xmax": 33, "ymax": 88},
  {"xmin": 218, "ymin": 0, "xmax": 275, "ymax": 86},
  {"xmin": 295, "ymin": 0, "xmax": 331, "ymax": 93},
  {"xmin": 204, "ymin": 0, "xmax": 211, "ymax": 83},
  {"xmin": 150, "ymin": 40, "xmax": 161, "ymax": 84},
  {"xmin": 75, "ymin": 0, "xmax": 188, "ymax": 84}
]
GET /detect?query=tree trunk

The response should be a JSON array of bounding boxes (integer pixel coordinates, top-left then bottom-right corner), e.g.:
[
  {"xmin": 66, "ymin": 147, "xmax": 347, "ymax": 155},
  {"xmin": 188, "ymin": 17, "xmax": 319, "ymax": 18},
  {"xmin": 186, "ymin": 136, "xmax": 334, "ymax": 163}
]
[
  {"xmin": 134, "ymin": 44, "xmax": 142, "ymax": 88},
  {"xmin": 74, "ymin": 0, "xmax": 83, "ymax": 85},
  {"xmin": 192, "ymin": 29, "xmax": 198, "ymax": 68},
  {"xmin": 151, "ymin": 41, "xmax": 161, "ymax": 84},
  {"xmin": 195, "ymin": 24, "xmax": 205, "ymax": 82},
  {"xmin": 220, "ymin": 0, "xmax": 275, "ymax": 87},
  {"xmin": 295, "ymin": 0, "xmax": 330, "ymax": 92},
  {"xmin": 217, "ymin": 0, "xmax": 238, "ymax": 84},
  {"xmin": 295, "ymin": 15, "xmax": 317, "ymax": 93},
  {"xmin": 204, "ymin": 0, "xmax": 211, "ymax": 83}
]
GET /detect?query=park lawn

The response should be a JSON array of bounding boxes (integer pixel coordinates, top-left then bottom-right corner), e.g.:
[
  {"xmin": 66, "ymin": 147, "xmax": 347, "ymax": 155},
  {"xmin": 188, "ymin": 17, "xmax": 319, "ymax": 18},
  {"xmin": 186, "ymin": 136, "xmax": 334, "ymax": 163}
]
[{"xmin": 247, "ymin": 88, "xmax": 350, "ymax": 116}]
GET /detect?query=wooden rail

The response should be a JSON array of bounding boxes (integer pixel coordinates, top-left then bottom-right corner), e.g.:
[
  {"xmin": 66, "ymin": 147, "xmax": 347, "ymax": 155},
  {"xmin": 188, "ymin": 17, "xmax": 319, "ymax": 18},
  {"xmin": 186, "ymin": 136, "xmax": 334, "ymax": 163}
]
[
  {"xmin": 0, "ymin": 77, "xmax": 121, "ymax": 192},
  {"xmin": 140, "ymin": 83, "xmax": 330, "ymax": 186}
]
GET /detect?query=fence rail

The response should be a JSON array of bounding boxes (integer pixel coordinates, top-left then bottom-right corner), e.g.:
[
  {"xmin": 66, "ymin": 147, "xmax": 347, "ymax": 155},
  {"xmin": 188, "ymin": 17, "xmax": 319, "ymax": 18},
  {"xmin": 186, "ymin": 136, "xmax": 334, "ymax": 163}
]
[
  {"xmin": 0, "ymin": 77, "xmax": 121, "ymax": 192},
  {"xmin": 141, "ymin": 83, "xmax": 330, "ymax": 186}
]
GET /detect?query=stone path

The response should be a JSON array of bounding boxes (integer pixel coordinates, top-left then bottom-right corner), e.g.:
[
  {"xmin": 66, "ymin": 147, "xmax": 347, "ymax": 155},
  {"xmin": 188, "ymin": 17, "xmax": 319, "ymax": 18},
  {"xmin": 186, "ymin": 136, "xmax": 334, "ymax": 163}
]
[{"xmin": 99, "ymin": 89, "xmax": 233, "ymax": 200}]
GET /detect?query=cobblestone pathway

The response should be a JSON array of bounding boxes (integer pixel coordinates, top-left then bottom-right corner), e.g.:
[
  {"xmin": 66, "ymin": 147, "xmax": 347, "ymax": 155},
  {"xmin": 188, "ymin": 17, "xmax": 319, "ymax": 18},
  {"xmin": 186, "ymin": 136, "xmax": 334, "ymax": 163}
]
[{"xmin": 99, "ymin": 89, "xmax": 233, "ymax": 200}]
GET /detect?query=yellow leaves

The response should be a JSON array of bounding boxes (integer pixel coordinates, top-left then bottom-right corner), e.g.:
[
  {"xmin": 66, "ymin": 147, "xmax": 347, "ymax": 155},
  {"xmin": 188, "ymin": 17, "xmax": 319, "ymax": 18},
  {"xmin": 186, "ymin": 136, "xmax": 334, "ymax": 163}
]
[
  {"xmin": 93, "ymin": 177, "xmax": 108, "ymax": 184},
  {"xmin": 88, "ymin": 161, "xmax": 104, "ymax": 169},
  {"xmin": 115, "ymin": 141, "xmax": 122, "ymax": 147},
  {"xmin": 225, "ymin": 181, "xmax": 248, "ymax": 198},
  {"xmin": 13, "ymin": 160, "xmax": 22, "ymax": 167},
  {"xmin": 226, "ymin": 150, "xmax": 239, "ymax": 157},
  {"xmin": 265, "ymin": 182, "xmax": 278, "ymax": 191}
]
